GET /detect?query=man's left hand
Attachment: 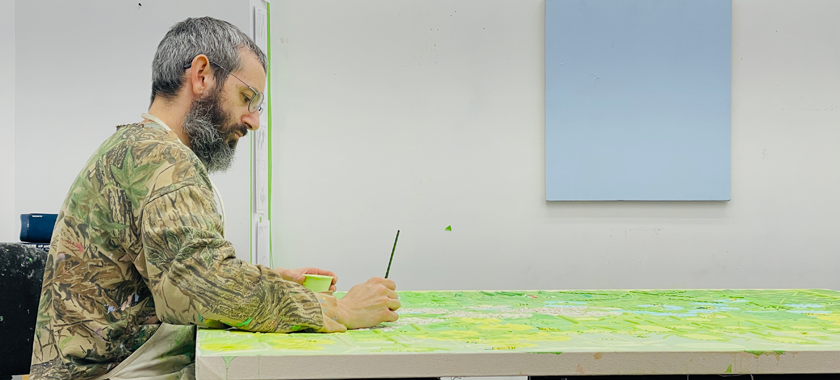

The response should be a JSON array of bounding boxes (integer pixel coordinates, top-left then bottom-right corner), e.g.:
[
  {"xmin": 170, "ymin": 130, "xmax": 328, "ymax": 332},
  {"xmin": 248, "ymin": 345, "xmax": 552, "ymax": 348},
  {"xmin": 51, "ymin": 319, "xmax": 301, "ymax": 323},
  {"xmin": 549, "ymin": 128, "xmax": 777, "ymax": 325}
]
[{"xmin": 273, "ymin": 267, "xmax": 338, "ymax": 292}]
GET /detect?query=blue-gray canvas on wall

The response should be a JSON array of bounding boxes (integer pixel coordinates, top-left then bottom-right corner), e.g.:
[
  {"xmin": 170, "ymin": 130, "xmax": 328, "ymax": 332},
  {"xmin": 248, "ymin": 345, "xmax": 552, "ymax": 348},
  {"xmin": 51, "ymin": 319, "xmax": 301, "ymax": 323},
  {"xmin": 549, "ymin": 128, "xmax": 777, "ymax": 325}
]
[{"xmin": 545, "ymin": 0, "xmax": 731, "ymax": 201}]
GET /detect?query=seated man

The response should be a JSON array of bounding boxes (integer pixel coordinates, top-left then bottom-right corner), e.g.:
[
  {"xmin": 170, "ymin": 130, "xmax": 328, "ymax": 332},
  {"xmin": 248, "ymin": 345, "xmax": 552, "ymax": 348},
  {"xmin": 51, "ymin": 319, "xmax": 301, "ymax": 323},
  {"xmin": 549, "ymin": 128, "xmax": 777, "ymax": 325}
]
[{"xmin": 31, "ymin": 17, "xmax": 399, "ymax": 380}]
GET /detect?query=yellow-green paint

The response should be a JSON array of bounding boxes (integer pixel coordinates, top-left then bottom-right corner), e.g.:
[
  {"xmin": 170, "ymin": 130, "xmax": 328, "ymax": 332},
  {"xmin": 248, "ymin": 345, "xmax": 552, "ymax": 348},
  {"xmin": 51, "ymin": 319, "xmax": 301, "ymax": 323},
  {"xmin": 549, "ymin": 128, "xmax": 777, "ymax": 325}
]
[
  {"xmin": 250, "ymin": 2, "xmax": 273, "ymax": 266},
  {"xmin": 302, "ymin": 274, "xmax": 333, "ymax": 293},
  {"xmin": 198, "ymin": 289, "xmax": 840, "ymax": 356},
  {"xmin": 223, "ymin": 355, "xmax": 235, "ymax": 380},
  {"xmin": 265, "ymin": 1, "xmax": 274, "ymax": 269}
]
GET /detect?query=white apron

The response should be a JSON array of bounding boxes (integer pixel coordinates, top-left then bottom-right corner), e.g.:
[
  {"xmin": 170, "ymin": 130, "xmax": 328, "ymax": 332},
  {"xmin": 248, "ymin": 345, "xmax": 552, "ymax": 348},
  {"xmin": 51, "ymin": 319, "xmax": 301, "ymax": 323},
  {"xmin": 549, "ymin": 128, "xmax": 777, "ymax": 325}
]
[{"xmin": 93, "ymin": 323, "xmax": 196, "ymax": 380}]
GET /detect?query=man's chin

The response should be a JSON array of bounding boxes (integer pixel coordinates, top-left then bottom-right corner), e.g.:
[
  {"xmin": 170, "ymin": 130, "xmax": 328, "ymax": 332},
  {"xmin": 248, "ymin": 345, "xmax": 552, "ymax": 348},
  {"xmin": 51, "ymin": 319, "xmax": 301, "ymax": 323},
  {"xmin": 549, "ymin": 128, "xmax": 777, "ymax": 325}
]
[{"xmin": 204, "ymin": 156, "xmax": 236, "ymax": 173}]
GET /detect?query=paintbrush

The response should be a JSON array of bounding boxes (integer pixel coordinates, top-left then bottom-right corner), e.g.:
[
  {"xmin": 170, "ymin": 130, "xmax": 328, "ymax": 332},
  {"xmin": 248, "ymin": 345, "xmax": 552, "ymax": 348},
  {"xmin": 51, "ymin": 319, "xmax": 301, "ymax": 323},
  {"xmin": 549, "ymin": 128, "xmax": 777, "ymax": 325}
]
[{"xmin": 385, "ymin": 230, "xmax": 400, "ymax": 278}]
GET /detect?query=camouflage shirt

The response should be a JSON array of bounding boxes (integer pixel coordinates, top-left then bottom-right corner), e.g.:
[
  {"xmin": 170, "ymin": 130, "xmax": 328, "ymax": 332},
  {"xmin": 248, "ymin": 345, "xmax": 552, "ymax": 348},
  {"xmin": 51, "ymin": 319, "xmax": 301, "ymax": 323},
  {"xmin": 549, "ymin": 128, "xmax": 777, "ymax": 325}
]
[{"xmin": 31, "ymin": 121, "xmax": 325, "ymax": 380}]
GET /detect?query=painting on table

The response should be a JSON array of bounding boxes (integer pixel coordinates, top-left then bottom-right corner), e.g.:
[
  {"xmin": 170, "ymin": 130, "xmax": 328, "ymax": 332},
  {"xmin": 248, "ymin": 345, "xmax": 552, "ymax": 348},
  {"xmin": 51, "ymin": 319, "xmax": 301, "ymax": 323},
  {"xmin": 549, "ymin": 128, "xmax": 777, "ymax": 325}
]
[{"xmin": 199, "ymin": 289, "xmax": 840, "ymax": 356}]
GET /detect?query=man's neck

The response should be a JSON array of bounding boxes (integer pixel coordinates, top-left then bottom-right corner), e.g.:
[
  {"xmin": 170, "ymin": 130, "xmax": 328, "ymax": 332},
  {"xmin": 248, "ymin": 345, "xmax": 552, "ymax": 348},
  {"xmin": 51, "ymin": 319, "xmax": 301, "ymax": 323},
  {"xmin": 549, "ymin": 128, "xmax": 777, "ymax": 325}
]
[{"xmin": 147, "ymin": 99, "xmax": 191, "ymax": 147}]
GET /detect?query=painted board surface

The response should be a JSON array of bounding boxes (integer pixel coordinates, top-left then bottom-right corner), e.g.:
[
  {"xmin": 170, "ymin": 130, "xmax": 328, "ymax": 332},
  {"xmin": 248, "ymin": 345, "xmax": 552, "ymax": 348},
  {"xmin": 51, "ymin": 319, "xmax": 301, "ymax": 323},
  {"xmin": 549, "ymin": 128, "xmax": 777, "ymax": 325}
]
[
  {"xmin": 197, "ymin": 290, "xmax": 840, "ymax": 377},
  {"xmin": 545, "ymin": 0, "xmax": 732, "ymax": 201}
]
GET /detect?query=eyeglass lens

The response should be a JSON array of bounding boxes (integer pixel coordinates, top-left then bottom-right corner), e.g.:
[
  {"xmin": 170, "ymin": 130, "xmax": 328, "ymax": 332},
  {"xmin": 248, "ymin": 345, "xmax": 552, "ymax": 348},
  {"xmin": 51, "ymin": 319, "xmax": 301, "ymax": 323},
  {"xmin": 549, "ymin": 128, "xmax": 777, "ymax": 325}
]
[{"xmin": 250, "ymin": 92, "xmax": 264, "ymax": 113}]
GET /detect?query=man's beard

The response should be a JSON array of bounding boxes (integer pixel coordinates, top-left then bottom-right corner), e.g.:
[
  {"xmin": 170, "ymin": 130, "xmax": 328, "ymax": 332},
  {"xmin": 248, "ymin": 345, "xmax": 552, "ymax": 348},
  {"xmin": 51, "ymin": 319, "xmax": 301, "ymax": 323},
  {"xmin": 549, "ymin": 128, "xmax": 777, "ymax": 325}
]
[{"xmin": 182, "ymin": 88, "xmax": 248, "ymax": 173}]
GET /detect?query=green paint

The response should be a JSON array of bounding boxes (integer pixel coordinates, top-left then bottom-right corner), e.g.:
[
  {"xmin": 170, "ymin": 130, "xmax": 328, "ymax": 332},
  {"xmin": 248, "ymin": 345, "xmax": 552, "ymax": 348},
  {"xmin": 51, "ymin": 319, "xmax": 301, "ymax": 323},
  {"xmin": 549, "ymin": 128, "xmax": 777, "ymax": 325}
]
[
  {"xmin": 725, "ymin": 364, "xmax": 732, "ymax": 373},
  {"xmin": 747, "ymin": 348, "xmax": 785, "ymax": 357},
  {"xmin": 197, "ymin": 289, "xmax": 840, "ymax": 357},
  {"xmin": 265, "ymin": 2, "xmax": 275, "ymax": 269},
  {"xmin": 59, "ymin": 335, "xmax": 74, "ymax": 349},
  {"xmin": 0, "ymin": 316, "xmax": 3, "ymax": 322},
  {"xmin": 249, "ymin": 102, "xmax": 253, "ymax": 264},
  {"xmin": 222, "ymin": 355, "xmax": 235, "ymax": 380},
  {"xmin": 445, "ymin": 225, "xmax": 452, "ymax": 231},
  {"xmin": 250, "ymin": 3, "xmax": 273, "ymax": 266},
  {"xmin": 231, "ymin": 318, "xmax": 253, "ymax": 327},
  {"xmin": 555, "ymin": 315, "xmax": 579, "ymax": 324}
]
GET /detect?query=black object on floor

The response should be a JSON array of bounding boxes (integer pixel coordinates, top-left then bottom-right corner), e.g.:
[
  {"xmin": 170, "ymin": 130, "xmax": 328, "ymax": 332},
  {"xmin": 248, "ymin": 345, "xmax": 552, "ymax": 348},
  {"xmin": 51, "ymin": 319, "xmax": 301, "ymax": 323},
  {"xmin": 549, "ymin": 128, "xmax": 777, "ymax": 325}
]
[{"xmin": 0, "ymin": 243, "xmax": 48, "ymax": 377}]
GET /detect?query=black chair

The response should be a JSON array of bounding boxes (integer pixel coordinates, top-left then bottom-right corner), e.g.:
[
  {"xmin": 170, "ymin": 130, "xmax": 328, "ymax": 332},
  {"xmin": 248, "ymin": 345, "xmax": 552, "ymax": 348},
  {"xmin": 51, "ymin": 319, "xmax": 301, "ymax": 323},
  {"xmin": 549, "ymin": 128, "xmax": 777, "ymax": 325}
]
[{"xmin": 0, "ymin": 243, "xmax": 48, "ymax": 380}]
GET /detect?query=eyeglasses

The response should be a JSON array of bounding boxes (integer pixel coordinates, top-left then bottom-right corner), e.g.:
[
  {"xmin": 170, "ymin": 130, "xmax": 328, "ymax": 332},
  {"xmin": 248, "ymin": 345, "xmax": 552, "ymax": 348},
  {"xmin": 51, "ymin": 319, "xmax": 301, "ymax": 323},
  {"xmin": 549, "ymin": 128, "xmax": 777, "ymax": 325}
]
[{"xmin": 183, "ymin": 61, "xmax": 265, "ymax": 114}]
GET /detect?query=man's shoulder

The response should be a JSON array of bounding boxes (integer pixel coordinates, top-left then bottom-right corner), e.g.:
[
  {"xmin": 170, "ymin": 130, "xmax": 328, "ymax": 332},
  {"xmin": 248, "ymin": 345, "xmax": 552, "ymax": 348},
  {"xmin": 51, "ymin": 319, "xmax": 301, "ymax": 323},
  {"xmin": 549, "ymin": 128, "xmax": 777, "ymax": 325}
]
[
  {"xmin": 97, "ymin": 123, "xmax": 208, "ymax": 196},
  {"xmin": 106, "ymin": 124, "xmax": 199, "ymax": 169},
  {"xmin": 116, "ymin": 123, "xmax": 190, "ymax": 152}
]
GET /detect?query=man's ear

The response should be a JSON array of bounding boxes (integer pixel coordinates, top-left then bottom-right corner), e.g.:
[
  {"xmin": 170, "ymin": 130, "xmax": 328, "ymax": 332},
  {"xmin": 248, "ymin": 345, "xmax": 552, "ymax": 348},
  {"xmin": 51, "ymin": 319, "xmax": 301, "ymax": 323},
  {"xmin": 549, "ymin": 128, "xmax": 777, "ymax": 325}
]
[{"xmin": 187, "ymin": 54, "xmax": 215, "ymax": 96}]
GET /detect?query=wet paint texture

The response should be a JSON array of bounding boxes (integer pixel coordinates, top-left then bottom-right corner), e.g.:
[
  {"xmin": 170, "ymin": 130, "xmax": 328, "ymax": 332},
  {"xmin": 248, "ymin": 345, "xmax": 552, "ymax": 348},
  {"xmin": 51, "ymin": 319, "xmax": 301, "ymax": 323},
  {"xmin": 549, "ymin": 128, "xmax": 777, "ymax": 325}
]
[{"xmin": 198, "ymin": 289, "xmax": 840, "ymax": 356}]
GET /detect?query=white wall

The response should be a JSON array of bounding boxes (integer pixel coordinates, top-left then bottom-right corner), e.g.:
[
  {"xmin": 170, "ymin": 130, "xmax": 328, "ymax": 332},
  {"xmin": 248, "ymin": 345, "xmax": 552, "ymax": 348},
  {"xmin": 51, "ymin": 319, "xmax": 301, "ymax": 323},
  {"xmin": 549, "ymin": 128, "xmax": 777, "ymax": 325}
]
[
  {"xmin": 0, "ymin": 0, "xmax": 16, "ymax": 242},
  {"xmin": 14, "ymin": 0, "xmax": 253, "ymax": 259},
  {"xmin": 270, "ymin": 0, "xmax": 840, "ymax": 291}
]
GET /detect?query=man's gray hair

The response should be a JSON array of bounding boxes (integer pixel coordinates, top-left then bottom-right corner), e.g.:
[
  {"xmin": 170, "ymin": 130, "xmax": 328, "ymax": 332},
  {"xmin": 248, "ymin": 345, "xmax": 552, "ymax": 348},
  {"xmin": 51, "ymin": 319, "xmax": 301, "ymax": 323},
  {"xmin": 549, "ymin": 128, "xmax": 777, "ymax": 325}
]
[{"xmin": 150, "ymin": 17, "xmax": 267, "ymax": 104}]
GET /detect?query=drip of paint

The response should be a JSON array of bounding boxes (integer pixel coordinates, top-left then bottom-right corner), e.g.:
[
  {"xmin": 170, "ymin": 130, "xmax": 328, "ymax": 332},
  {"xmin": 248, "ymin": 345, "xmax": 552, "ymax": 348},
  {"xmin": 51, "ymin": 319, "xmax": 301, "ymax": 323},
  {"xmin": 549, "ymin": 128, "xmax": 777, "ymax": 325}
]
[
  {"xmin": 222, "ymin": 356, "xmax": 235, "ymax": 379},
  {"xmin": 445, "ymin": 225, "xmax": 452, "ymax": 231}
]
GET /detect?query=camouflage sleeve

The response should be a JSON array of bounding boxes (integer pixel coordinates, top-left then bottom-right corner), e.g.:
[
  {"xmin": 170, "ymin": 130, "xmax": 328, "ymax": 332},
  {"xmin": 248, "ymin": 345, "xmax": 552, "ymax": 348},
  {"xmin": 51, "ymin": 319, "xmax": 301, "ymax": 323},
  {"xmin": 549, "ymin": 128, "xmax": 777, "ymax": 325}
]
[{"xmin": 140, "ymin": 184, "xmax": 325, "ymax": 333}]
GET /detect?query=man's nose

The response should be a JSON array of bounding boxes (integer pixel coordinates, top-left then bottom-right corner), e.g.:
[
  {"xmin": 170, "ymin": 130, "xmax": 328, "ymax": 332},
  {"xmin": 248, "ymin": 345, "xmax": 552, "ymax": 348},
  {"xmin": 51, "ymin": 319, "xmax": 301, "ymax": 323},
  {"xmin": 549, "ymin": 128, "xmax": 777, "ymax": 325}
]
[{"xmin": 243, "ymin": 111, "xmax": 260, "ymax": 131}]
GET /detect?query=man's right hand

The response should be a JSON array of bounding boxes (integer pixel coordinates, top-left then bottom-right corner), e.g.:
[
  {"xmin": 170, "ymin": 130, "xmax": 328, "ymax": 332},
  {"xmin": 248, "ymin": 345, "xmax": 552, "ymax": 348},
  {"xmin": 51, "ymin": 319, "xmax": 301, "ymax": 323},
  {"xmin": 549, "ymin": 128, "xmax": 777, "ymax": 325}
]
[{"xmin": 335, "ymin": 277, "xmax": 401, "ymax": 329}]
